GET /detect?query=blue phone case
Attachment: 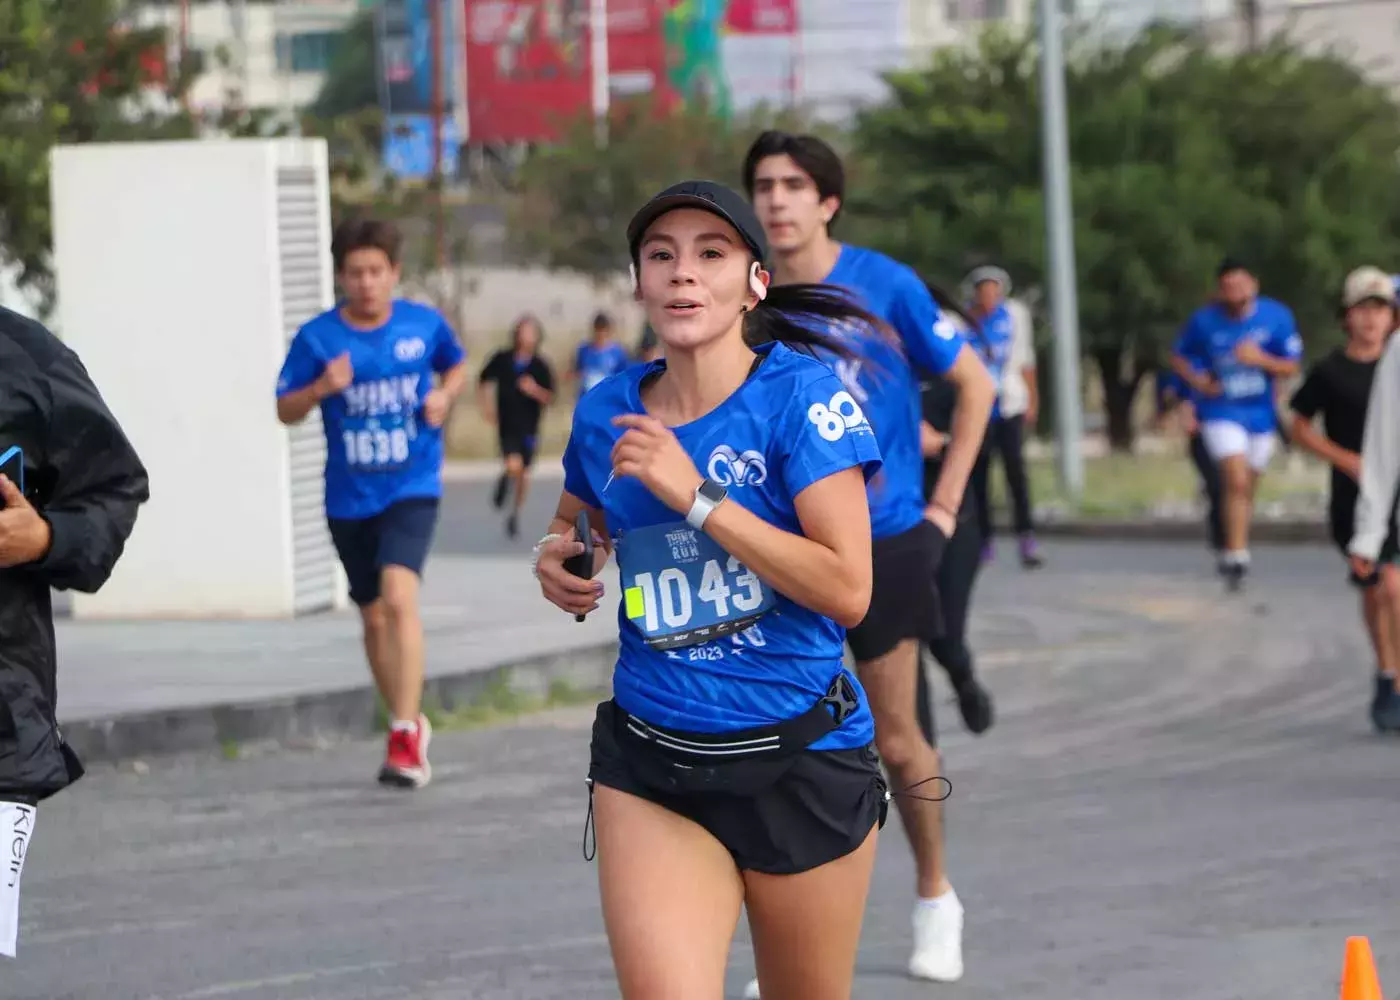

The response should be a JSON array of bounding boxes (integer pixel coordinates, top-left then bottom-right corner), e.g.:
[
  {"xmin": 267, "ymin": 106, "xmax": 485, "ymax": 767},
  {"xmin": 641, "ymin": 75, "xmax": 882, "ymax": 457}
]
[{"xmin": 0, "ymin": 446, "xmax": 23, "ymax": 499}]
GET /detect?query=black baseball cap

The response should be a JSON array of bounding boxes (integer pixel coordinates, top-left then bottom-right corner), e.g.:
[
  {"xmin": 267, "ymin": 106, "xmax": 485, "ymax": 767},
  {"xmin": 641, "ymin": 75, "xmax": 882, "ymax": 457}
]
[
  {"xmin": 1217, "ymin": 255, "xmax": 1252, "ymax": 278},
  {"xmin": 626, "ymin": 180, "xmax": 768, "ymax": 267}
]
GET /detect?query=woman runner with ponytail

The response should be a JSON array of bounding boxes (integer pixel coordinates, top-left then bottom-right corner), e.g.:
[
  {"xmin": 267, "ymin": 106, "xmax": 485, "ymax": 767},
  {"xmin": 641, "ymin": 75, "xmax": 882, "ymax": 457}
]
[{"xmin": 532, "ymin": 181, "xmax": 905, "ymax": 1000}]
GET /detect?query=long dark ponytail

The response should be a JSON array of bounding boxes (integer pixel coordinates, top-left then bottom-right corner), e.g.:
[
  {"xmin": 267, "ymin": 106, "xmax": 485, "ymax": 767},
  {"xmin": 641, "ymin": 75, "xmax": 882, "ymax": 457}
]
[{"xmin": 742, "ymin": 282, "xmax": 895, "ymax": 363}]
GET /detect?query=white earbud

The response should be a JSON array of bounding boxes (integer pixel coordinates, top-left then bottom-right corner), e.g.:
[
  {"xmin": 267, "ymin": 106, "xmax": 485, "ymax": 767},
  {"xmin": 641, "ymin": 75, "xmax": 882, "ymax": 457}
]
[
  {"xmin": 629, "ymin": 262, "xmax": 638, "ymax": 291},
  {"xmin": 749, "ymin": 261, "xmax": 768, "ymax": 302}
]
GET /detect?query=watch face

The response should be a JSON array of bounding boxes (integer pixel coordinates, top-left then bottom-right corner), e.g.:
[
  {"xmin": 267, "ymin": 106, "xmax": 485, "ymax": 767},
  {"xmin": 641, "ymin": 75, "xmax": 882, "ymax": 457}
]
[{"xmin": 699, "ymin": 479, "xmax": 727, "ymax": 503}]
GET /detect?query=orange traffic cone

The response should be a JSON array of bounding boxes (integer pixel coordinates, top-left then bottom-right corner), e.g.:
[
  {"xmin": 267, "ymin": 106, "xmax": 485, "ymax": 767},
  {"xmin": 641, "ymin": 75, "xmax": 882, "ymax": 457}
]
[{"xmin": 1341, "ymin": 936, "xmax": 1383, "ymax": 1000}]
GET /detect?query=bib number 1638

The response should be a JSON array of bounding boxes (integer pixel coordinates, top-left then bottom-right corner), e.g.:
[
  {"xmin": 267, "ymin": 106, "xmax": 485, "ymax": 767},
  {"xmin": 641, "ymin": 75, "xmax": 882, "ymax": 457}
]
[
  {"xmin": 631, "ymin": 556, "xmax": 764, "ymax": 633},
  {"xmin": 343, "ymin": 428, "xmax": 409, "ymax": 468}
]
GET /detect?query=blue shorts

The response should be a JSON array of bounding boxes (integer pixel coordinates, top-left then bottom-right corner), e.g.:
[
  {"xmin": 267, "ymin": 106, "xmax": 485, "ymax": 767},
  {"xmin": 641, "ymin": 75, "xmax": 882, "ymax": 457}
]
[{"xmin": 328, "ymin": 497, "xmax": 440, "ymax": 606}]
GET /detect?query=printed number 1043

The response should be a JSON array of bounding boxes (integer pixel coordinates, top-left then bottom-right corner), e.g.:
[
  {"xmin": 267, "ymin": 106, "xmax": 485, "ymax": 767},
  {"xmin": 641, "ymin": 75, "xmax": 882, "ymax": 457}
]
[{"xmin": 632, "ymin": 556, "xmax": 765, "ymax": 632}]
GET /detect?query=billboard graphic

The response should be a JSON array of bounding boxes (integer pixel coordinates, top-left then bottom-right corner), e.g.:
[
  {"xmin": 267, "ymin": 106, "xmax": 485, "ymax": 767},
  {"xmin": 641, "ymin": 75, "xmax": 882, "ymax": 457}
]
[
  {"xmin": 377, "ymin": 0, "xmax": 459, "ymax": 177},
  {"xmin": 663, "ymin": 0, "xmax": 799, "ymax": 119},
  {"xmin": 463, "ymin": 0, "xmax": 673, "ymax": 144},
  {"xmin": 459, "ymin": 0, "xmax": 799, "ymax": 144},
  {"xmin": 377, "ymin": 0, "xmax": 457, "ymax": 117},
  {"xmin": 383, "ymin": 115, "xmax": 463, "ymax": 179}
]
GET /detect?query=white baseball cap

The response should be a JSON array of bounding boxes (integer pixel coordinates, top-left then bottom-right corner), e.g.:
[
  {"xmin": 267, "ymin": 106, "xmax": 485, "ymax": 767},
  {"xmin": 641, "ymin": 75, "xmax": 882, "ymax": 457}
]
[{"xmin": 1342, "ymin": 266, "xmax": 1396, "ymax": 308}]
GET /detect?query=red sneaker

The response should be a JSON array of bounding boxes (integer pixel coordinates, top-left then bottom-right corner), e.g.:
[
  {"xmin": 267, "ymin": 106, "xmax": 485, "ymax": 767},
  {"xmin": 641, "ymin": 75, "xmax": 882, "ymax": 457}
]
[{"xmin": 379, "ymin": 714, "xmax": 432, "ymax": 789}]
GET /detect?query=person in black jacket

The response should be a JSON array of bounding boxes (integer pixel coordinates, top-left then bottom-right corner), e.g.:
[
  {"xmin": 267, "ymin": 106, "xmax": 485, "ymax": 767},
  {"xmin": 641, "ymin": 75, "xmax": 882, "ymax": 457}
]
[{"xmin": 0, "ymin": 305, "xmax": 150, "ymax": 807}]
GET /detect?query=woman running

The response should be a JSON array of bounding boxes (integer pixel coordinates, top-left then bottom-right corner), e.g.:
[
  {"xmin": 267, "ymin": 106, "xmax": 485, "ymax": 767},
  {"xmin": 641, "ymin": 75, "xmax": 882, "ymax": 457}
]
[
  {"xmin": 1290, "ymin": 265, "xmax": 1400, "ymax": 732},
  {"xmin": 532, "ymin": 180, "xmax": 893, "ymax": 1000},
  {"xmin": 915, "ymin": 281, "xmax": 995, "ymax": 739}
]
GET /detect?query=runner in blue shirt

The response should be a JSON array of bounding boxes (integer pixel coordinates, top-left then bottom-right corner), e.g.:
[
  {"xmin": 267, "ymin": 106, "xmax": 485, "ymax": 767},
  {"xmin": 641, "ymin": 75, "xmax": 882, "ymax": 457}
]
[
  {"xmin": 1172, "ymin": 257, "xmax": 1302, "ymax": 590},
  {"xmin": 532, "ymin": 180, "xmax": 896, "ymax": 1000},
  {"xmin": 275, "ymin": 218, "xmax": 468, "ymax": 790},
  {"xmin": 569, "ymin": 311, "xmax": 632, "ymax": 395},
  {"xmin": 964, "ymin": 265, "xmax": 1044, "ymax": 568},
  {"xmin": 743, "ymin": 131, "xmax": 996, "ymax": 990}
]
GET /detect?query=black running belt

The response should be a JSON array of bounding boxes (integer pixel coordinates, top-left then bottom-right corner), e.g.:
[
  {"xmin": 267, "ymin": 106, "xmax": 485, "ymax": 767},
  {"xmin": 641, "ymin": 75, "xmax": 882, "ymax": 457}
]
[{"xmin": 621, "ymin": 672, "xmax": 859, "ymax": 762}]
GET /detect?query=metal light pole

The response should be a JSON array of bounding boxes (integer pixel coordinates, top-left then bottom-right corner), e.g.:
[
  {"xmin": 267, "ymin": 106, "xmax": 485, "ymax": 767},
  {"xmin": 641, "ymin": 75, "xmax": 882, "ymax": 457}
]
[
  {"xmin": 589, "ymin": 0, "xmax": 610, "ymax": 147},
  {"xmin": 1037, "ymin": 0, "xmax": 1084, "ymax": 499}
]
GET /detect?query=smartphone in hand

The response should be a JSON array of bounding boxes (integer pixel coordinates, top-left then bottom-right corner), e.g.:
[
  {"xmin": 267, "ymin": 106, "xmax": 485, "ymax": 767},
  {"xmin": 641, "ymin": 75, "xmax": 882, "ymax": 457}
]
[
  {"xmin": 0, "ymin": 447, "xmax": 23, "ymax": 506},
  {"xmin": 563, "ymin": 510, "xmax": 595, "ymax": 623}
]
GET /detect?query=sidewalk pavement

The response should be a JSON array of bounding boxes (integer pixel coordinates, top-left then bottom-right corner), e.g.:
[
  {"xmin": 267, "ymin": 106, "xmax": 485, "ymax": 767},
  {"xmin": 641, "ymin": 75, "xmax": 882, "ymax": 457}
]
[{"xmin": 57, "ymin": 556, "xmax": 622, "ymax": 763}]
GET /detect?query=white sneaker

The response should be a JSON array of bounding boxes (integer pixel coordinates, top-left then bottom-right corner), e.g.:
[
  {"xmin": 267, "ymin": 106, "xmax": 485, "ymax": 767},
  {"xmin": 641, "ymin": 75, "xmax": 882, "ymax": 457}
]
[
  {"xmin": 908, "ymin": 888, "xmax": 964, "ymax": 982},
  {"xmin": 743, "ymin": 978, "xmax": 762, "ymax": 999}
]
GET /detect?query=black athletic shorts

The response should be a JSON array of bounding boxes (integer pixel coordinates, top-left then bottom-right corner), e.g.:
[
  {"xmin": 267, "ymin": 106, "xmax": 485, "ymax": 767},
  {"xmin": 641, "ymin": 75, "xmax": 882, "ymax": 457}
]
[
  {"xmin": 499, "ymin": 428, "xmax": 538, "ymax": 468},
  {"xmin": 1331, "ymin": 489, "xmax": 1397, "ymax": 588},
  {"xmin": 587, "ymin": 699, "xmax": 887, "ymax": 876},
  {"xmin": 846, "ymin": 519, "xmax": 947, "ymax": 663},
  {"xmin": 327, "ymin": 497, "xmax": 440, "ymax": 606}
]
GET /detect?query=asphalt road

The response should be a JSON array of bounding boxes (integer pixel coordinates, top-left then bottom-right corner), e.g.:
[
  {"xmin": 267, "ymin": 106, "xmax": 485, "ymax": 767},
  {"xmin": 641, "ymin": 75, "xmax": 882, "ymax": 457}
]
[
  {"xmin": 12, "ymin": 539, "xmax": 1400, "ymax": 999},
  {"xmin": 437, "ymin": 476, "xmax": 566, "ymax": 557}
]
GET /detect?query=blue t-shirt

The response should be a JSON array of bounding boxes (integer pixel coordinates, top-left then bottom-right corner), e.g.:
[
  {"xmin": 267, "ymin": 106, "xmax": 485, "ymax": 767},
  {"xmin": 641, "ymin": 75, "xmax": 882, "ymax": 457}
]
[
  {"xmin": 812, "ymin": 244, "xmax": 967, "ymax": 540},
  {"xmin": 1156, "ymin": 369, "xmax": 1193, "ymax": 409},
  {"xmin": 1172, "ymin": 296, "xmax": 1301, "ymax": 433},
  {"xmin": 562, "ymin": 341, "xmax": 883, "ymax": 749},
  {"xmin": 276, "ymin": 300, "xmax": 466, "ymax": 520},
  {"xmin": 973, "ymin": 303, "xmax": 1015, "ymax": 419},
  {"xmin": 575, "ymin": 340, "xmax": 631, "ymax": 394}
]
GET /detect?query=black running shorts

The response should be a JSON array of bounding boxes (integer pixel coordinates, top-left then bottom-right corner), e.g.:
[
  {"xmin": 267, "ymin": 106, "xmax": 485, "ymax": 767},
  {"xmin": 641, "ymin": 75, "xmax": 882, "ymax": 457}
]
[
  {"xmin": 499, "ymin": 429, "xmax": 538, "ymax": 468},
  {"xmin": 845, "ymin": 519, "xmax": 946, "ymax": 663},
  {"xmin": 587, "ymin": 699, "xmax": 887, "ymax": 876},
  {"xmin": 327, "ymin": 497, "xmax": 440, "ymax": 607},
  {"xmin": 1332, "ymin": 487, "xmax": 1397, "ymax": 588}
]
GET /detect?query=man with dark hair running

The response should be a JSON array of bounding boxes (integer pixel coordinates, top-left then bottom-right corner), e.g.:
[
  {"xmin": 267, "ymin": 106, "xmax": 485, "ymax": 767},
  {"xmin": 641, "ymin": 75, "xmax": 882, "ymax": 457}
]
[
  {"xmin": 276, "ymin": 217, "xmax": 469, "ymax": 789},
  {"xmin": 1171, "ymin": 258, "xmax": 1302, "ymax": 590},
  {"xmin": 480, "ymin": 314, "xmax": 556, "ymax": 539},
  {"xmin": 741, "ymin": 130, "xmax": 996, "ymax": 993}
]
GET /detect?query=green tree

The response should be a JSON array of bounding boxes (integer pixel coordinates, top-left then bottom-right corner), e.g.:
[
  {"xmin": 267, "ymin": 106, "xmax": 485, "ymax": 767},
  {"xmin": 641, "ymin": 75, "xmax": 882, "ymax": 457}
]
[
  {"xmin": 312, "ymin": 11, "xmax": 379, "ymax": 119},
  {"xmin": 851, "ymin": 24, "xmax": 1400, "ymax": 448},
  {"xmin": 507, "ymin": 99, "xmax": 830, "ymax": 276},
  {"xmin": 0, "ymin": 0, "xmax": 198, "ymax": 313}
]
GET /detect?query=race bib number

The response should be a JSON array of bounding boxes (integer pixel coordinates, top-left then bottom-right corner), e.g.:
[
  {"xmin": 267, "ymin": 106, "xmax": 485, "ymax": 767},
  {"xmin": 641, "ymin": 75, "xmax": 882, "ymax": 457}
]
[
  {"xmin": 340, "ymin": 414, "xmax": 416, "ymax": 472},
  {"xmin": 1220, "ymin": 369, "xmax": 1267, "ymax": 400},
  {"xmin": 617, "ymin": 522, "xmax": 775, "ymax": 650}
]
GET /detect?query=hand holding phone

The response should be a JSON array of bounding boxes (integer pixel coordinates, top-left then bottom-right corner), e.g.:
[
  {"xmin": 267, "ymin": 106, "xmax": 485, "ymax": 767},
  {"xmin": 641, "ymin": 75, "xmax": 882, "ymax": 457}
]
[
  {"xmin": 562, "ymin": 510, "xmax": 595, "ymax": 623},
  {"xmin": 0, "ymin": 447, "xmax": 23, "ymax": 507}
]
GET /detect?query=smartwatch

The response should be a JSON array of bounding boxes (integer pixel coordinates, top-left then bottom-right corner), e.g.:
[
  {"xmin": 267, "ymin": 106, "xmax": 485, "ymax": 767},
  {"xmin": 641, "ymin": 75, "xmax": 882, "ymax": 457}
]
[{"xmin": 685, "ymin": 478, "xmax": 728, "ymax": 530}]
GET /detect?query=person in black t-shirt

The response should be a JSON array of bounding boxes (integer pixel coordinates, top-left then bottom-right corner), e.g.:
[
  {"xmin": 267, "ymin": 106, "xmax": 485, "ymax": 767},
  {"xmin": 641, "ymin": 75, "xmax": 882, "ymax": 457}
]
[
  {"xmin": 478, "ymin": 314, "xmax": 556, "ymax": 538},
  {"xmin": 913, "ymin": 281, "xmax": 995, "ymax": 741},
  {"xmin": 1289, "ymin": 265, "xmax": 1400, "ymax": 732}
]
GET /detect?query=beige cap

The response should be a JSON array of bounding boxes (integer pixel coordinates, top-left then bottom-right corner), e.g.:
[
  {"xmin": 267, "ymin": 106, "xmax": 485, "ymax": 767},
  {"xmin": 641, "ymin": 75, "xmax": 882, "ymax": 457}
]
[{"xmin": 1343, "ymin": 266, "xmax": 1396, "ymax": 308}]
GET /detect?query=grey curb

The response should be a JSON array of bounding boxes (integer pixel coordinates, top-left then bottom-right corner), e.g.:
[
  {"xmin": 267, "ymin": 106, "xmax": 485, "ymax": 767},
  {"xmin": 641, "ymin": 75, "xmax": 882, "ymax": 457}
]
[{"xmin": 61, "ymin": 642, "xmax": 619, "ymax": 765}]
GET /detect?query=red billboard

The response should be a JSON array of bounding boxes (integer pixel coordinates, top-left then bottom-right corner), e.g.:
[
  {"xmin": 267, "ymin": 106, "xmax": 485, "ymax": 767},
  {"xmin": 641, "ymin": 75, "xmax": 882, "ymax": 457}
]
[
  {"xmin": 463, "ymin": 0, "xmax": 674, "ymax": 144},
  {"xmin": 723, "ymin": 0, "xmax": 797, "ymax": 34}
]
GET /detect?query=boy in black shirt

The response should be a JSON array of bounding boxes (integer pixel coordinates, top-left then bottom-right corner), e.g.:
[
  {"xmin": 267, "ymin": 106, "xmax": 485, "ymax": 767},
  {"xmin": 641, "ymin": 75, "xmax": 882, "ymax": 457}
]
[
  {"xmin": 1289, "ymin": 266, "xmax": 1400, "ymax": 732},
  {"xmin": 479, "ymin": 314, "xmax": 556, "ymax": 538}
]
